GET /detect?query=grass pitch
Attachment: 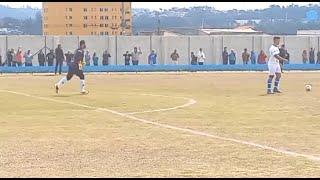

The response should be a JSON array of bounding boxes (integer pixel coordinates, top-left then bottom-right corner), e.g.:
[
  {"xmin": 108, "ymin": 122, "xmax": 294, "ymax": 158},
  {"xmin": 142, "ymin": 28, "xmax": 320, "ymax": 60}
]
[{"xmin": 0, "ymin": 72, "xmax": 320, "ymax": 177}]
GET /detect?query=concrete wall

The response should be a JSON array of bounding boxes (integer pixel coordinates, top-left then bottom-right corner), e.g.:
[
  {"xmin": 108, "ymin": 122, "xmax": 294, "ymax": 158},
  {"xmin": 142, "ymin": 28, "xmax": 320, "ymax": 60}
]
[
  {"xmin": 7, "ymin": 36, "xmax": 46, "ymax": 66},
  {"xmin": 0, "ymin": 35, "xmax": 320, "ymax": 65},
  {"xmin": 0, "ymin": 36, "xmax": 6, "ymax": 63}
]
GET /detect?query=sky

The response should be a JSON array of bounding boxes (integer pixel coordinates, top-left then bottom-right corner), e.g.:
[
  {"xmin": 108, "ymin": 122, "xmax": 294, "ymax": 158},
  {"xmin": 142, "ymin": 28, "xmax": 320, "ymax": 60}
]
[{"xmin": 0, "ymin": 2, "xmax": 319, "ymax": 10}]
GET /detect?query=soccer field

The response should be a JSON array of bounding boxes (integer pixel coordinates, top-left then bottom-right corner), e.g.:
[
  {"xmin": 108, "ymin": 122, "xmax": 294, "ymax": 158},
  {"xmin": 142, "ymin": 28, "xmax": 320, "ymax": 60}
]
[{"xmin": 0, "ymin": 72, "xmax": 320, "ymax": 177}]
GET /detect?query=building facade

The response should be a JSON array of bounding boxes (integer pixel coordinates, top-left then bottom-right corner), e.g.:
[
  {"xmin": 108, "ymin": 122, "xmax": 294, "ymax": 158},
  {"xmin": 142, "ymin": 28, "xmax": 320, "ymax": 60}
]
[{"xmin": 42, "ymin": 2, "xmax": 132, "ymax": 36}]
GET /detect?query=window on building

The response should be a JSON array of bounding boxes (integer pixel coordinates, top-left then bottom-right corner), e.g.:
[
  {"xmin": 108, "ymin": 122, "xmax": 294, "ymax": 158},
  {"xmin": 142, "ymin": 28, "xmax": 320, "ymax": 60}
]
[
  {"xmin": 65, "ymin": 16, "xmax": 68, "ymax": 20},
  {"xmin": 111, "ymin": 8, "xmax": 113, "ymax": 11},
  {"xmin": 69, "ymin": 16, "xmax": 72, "ymax": 19},
  {"xmin": 120, "ymin": 32, "xmax": 122, "ymax": 35},
  {"xmin": 66, "ymin": 24, "xmax": 68, "ymax": 27},
  {"xmin": 95, "ymin": 32, "xmax": 97, "ymax": 35},
  {"xmin": 66, "ymin": 8, "xmax": 68, "ymax": 12},
  {"xmin": 69, "ymin": 31, "xmax": 72, "ymax": 35},
  {"xmin": 105, "ymin": 16, "xmax": 108, "ymax": 20},
  {"xmin": 100, "ymin": 24, "xmax": 104, "ymax": 27},
  {"xmin": 84, "ymin": 16, "xmax": 88, "ymax": 20},
  {"xmin": 104, "ymin": 8, "xmax": 108, "ymax": 12},
  {"xmin": 84, "ymin": 8, "xmax": 87, "ymax": 12},
  {"xmin": 100, "ymin": 16, "xmax": 104, "ymax": 20},
  {"xmin": 105, "ymin": 31, "xmax": 108, "ymax": 35},
  {"xmin": 91, "ymin": 32, "xmax": 93, "ymax": 35},
  {"xmin": 83, "ymin": 24, "xmax": 87, "ymax": 28},
  {"xmin": 115, "ymin": 16, "xmax": 117, "ymax": 19},
  {"xmin": 95, "ymin": 16, "xmax": 97, "ymax": 19},
  {"xmin": 91, "ymin": 16, "xmax": 93, "ymax": 19},
  {"xmin": 69, "ymin": 24, "xmax": 72, "ymax": 27},
  {"xmin": 100, "ymin": 32, "xmax": 104, "ymax": 35},
  {"xmin": 100, "ymin": 8, "xmax": 103, "ymax": 12},
  {"xmin": 69, "ymin": 8, "xmax": 72, "ymax": 12},
  {"xmin": 91, "ymin": 8, "xmax": 93, "ymax": 11},
  {"xmin": 105, "ymin": 24, "xmax": 108, "ymax": 27}
]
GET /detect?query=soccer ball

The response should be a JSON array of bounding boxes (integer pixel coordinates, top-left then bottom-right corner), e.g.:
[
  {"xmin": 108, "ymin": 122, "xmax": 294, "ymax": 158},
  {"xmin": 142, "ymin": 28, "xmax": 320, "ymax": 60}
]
[{"xmin": 305, "ymin": 84, "xmax": 312, "ymax": 92}]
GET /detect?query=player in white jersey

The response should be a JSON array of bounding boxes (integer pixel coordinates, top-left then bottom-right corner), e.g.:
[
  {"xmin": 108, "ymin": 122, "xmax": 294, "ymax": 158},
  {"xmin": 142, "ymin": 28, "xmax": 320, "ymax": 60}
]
[{"xmin": 267, "ymin": 37, "xmax": 288, "ymax": 94}]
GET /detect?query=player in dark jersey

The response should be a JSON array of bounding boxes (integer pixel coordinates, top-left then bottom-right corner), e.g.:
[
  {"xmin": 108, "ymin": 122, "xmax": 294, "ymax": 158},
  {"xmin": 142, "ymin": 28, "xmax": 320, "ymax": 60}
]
[{"xmin": 55, "ymin": 40, "xmax": 88, "ymax": 94}]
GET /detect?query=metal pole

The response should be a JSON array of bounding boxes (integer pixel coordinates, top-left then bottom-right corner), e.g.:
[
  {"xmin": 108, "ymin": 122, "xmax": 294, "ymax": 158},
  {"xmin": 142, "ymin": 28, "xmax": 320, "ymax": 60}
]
[
  {"xmin": 115, "ymin": 35, "xmax": 118, "ymax": 65},
  {"xmin": 188, "ymin": 36, "xmax": 190, "ymax": 65}
]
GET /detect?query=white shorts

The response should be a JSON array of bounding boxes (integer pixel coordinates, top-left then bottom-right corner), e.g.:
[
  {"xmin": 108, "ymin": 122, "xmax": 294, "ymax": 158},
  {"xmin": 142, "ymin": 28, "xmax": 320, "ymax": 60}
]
[{"xmin": 268, "ymin": 63, "xmax": 281, "ymax": 75}]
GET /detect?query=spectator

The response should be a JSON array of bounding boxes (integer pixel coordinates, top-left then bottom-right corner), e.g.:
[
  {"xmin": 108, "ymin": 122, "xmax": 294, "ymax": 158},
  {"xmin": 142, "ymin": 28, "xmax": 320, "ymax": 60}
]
[
  {"xmin": 46, "ymin": 49, "xmax": 55, "ymax": 66},
  {"xmin": 250, "ymin": 50, "xmax": 256, "ymax": 64},
  {"xmin": 197, "ymin": 48, "xmax": 205, "ymax": 65},
  {"xmin": 55, "ymin": 44, "xmax": 65, "ymax": 75},
  {"xmin": 65, "ymin": 50, "xmax": 73, "ymax": 66},
  {"xmin": 228, "ymin": 49, "xmax": 236, "ymax": 65},
  {"xmin": 123, "ymin": 51, "xmax": 131, "ymax": 65},
  {"xmin": 258, "ymin": 50, "xmax": 267, "ymax": 64},
  {"xmin": 317, "ymin": 50, "xmax": 320, "ymax": 64},
  {"xmin": 93, "ymin": 52, "xmax": 99, "ymax": 66},
  {"xmin": 148, "ymin": 49, "xmax": 157, "ymax": 65},
  {"xmin": 85, "ymin": 50, "xmax": 91, "ymax": 66},
  {"xmin": 15, "ymin": 48, "xmax": 23, "ymax": 67},
  {"xmin": 285, "ymin": 52, "xmax": 290, "ymax": 64},
  {"xmin": 302, "ymin": 50, "xmax": 308, "ymax": 64},
  {"xmin": 222, "ymin": 47, "xmax": 228, "ymax": 65},
  {"xmin": 6, "ymin": 49, "xmax": 14, "ymax": 67},
  {"xmin": 242, "ymin": 48, "xmax": 250, "ymax": 65},
  {"xmin": 102, "ymin": 50, "xmax": 111, "ymax": 66},
  {"xmin": 190, "ymin": 52, "xmax": 197, "ymax": 65},
  {"xmin": 309, "ymin": 48, "xmax": 315, "ymax": 64},
  {"xmin": 24, "ymin": 50, "xmax": 33, "ymax": 66},
  {"xmin": 38, "ymin": 50, "xmax": 45, "ymax": 66},
  {"xmin": 131, "ymin": 47, "xmax": 142, "ymax": 66},
  {"xmin": 170, "ymin": 49, "xmax": 179, "ymax": 65}
]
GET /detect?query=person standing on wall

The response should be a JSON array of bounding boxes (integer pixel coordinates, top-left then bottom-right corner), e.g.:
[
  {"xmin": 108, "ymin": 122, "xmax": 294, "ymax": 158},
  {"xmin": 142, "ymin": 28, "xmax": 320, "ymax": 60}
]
[
  {"xmin": 132, "ymin": 47, "xmax": 142, "ymax": 66},
  {"xmin": 197, "ymin": 48, "xmax": 205, "ymax": 65},
  {"xmin": 24, "ymin": 50, "xmax": 33, "ymax": 66},
  {"xmin": 47, "ymin": 49, "xmax": 55, "ymax": 66},
  {"xmin": 15, "ymin": 47, "xmax": 23, "ymax": 67},
  {"xmin": 309, "ymin": 48, "xmax": 315, "ymax": 64},
  {"xmin": 222, "ymin": 47, "xmax": 228, "ymax": 65},
  {"xmin": 123, "ymin": 51, "xmax": 131, "ymax": 65},
  {"xmin": 242, "ymin": 48, "xmax": 250, "ymax": 65},
  {"xmin": 170, "ymin": 49, "xmax": 179, "ymax": 65},
  {"xmin": 102, "ymin": 49, "xmax": 111, "ymax": 66},
  {"xmin": 55, "ymin": 44, "xmax": 65, "ymax": 75},
  {"xmin": 38, "ymin": 50, "xmax": 46, "ymax": 66}
]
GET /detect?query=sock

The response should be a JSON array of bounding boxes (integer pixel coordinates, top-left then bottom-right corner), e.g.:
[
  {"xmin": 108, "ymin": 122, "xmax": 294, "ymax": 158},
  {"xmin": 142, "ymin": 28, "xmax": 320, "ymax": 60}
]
[
  {"xmin": 56, "ymin": 77, "xmax": 67, "ymax": 88},
  {"xmin": 274, "ymin": 77, "xmax": 280, "ymax": 90},
  {"xmin": 267, "ymin": 77, "xmax": 273, "ymax": 91},
  {"xmin": 80, "ymin": 80, "xmax": 85, "ymax": 92}
]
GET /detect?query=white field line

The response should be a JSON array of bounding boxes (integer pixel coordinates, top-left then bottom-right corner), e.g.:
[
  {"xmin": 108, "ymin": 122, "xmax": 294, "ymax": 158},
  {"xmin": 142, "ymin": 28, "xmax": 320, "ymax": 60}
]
[
  {"xmin": 1, "ymin": 89, "xmax": 320, "ymax": 163},
  {"xmin": 124, "ymin": 93, "xmax": 197, "ymax": 115}
]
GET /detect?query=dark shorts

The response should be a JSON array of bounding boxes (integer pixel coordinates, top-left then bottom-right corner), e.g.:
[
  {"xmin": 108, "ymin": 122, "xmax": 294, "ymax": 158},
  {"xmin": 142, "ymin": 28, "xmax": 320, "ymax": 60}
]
[{"xmin": 67, "ymin": 64, "xmax": 84, "ymax": 80}]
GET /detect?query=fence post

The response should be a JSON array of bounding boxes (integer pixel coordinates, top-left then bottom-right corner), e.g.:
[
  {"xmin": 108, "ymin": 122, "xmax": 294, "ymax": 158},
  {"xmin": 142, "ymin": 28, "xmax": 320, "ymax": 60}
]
[
  {"xmin": 115, "ymin": 35, "xmax": 118, "ymax": 65},
  {"xmin": 188, "ymin": 36, "xmax": 190, "ymax": 65},
  {"xmin": 5, "ymin": 36, "xmax": 8, "ymax": 60},
  {"xmin": 212, "ymin": 36, "xmax": 215, "ymax": 65}
]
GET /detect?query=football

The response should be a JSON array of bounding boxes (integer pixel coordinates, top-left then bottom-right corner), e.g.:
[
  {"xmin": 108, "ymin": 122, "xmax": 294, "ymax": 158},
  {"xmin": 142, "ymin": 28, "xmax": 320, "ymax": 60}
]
[{"xmin": 305, "ymin": 84, "xmax": 312, "ymax": 92}]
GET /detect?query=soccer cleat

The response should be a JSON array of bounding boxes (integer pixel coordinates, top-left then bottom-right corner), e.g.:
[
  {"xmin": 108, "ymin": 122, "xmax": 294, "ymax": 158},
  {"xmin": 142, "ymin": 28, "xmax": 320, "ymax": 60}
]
[
  {"xmin": 81, "ymin": 90, "xmax": 89, "ymax": 95},
  {"xmin": 267, "ymin": 90, "xmax": 274, "ymax": 94},
  {"xmin": 55, "ymin": 84, "xmax": 59, "ymax": 94},
  {"xmin": 273, "ymin": 88, "xmax": 282, "ymax": 93}
]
